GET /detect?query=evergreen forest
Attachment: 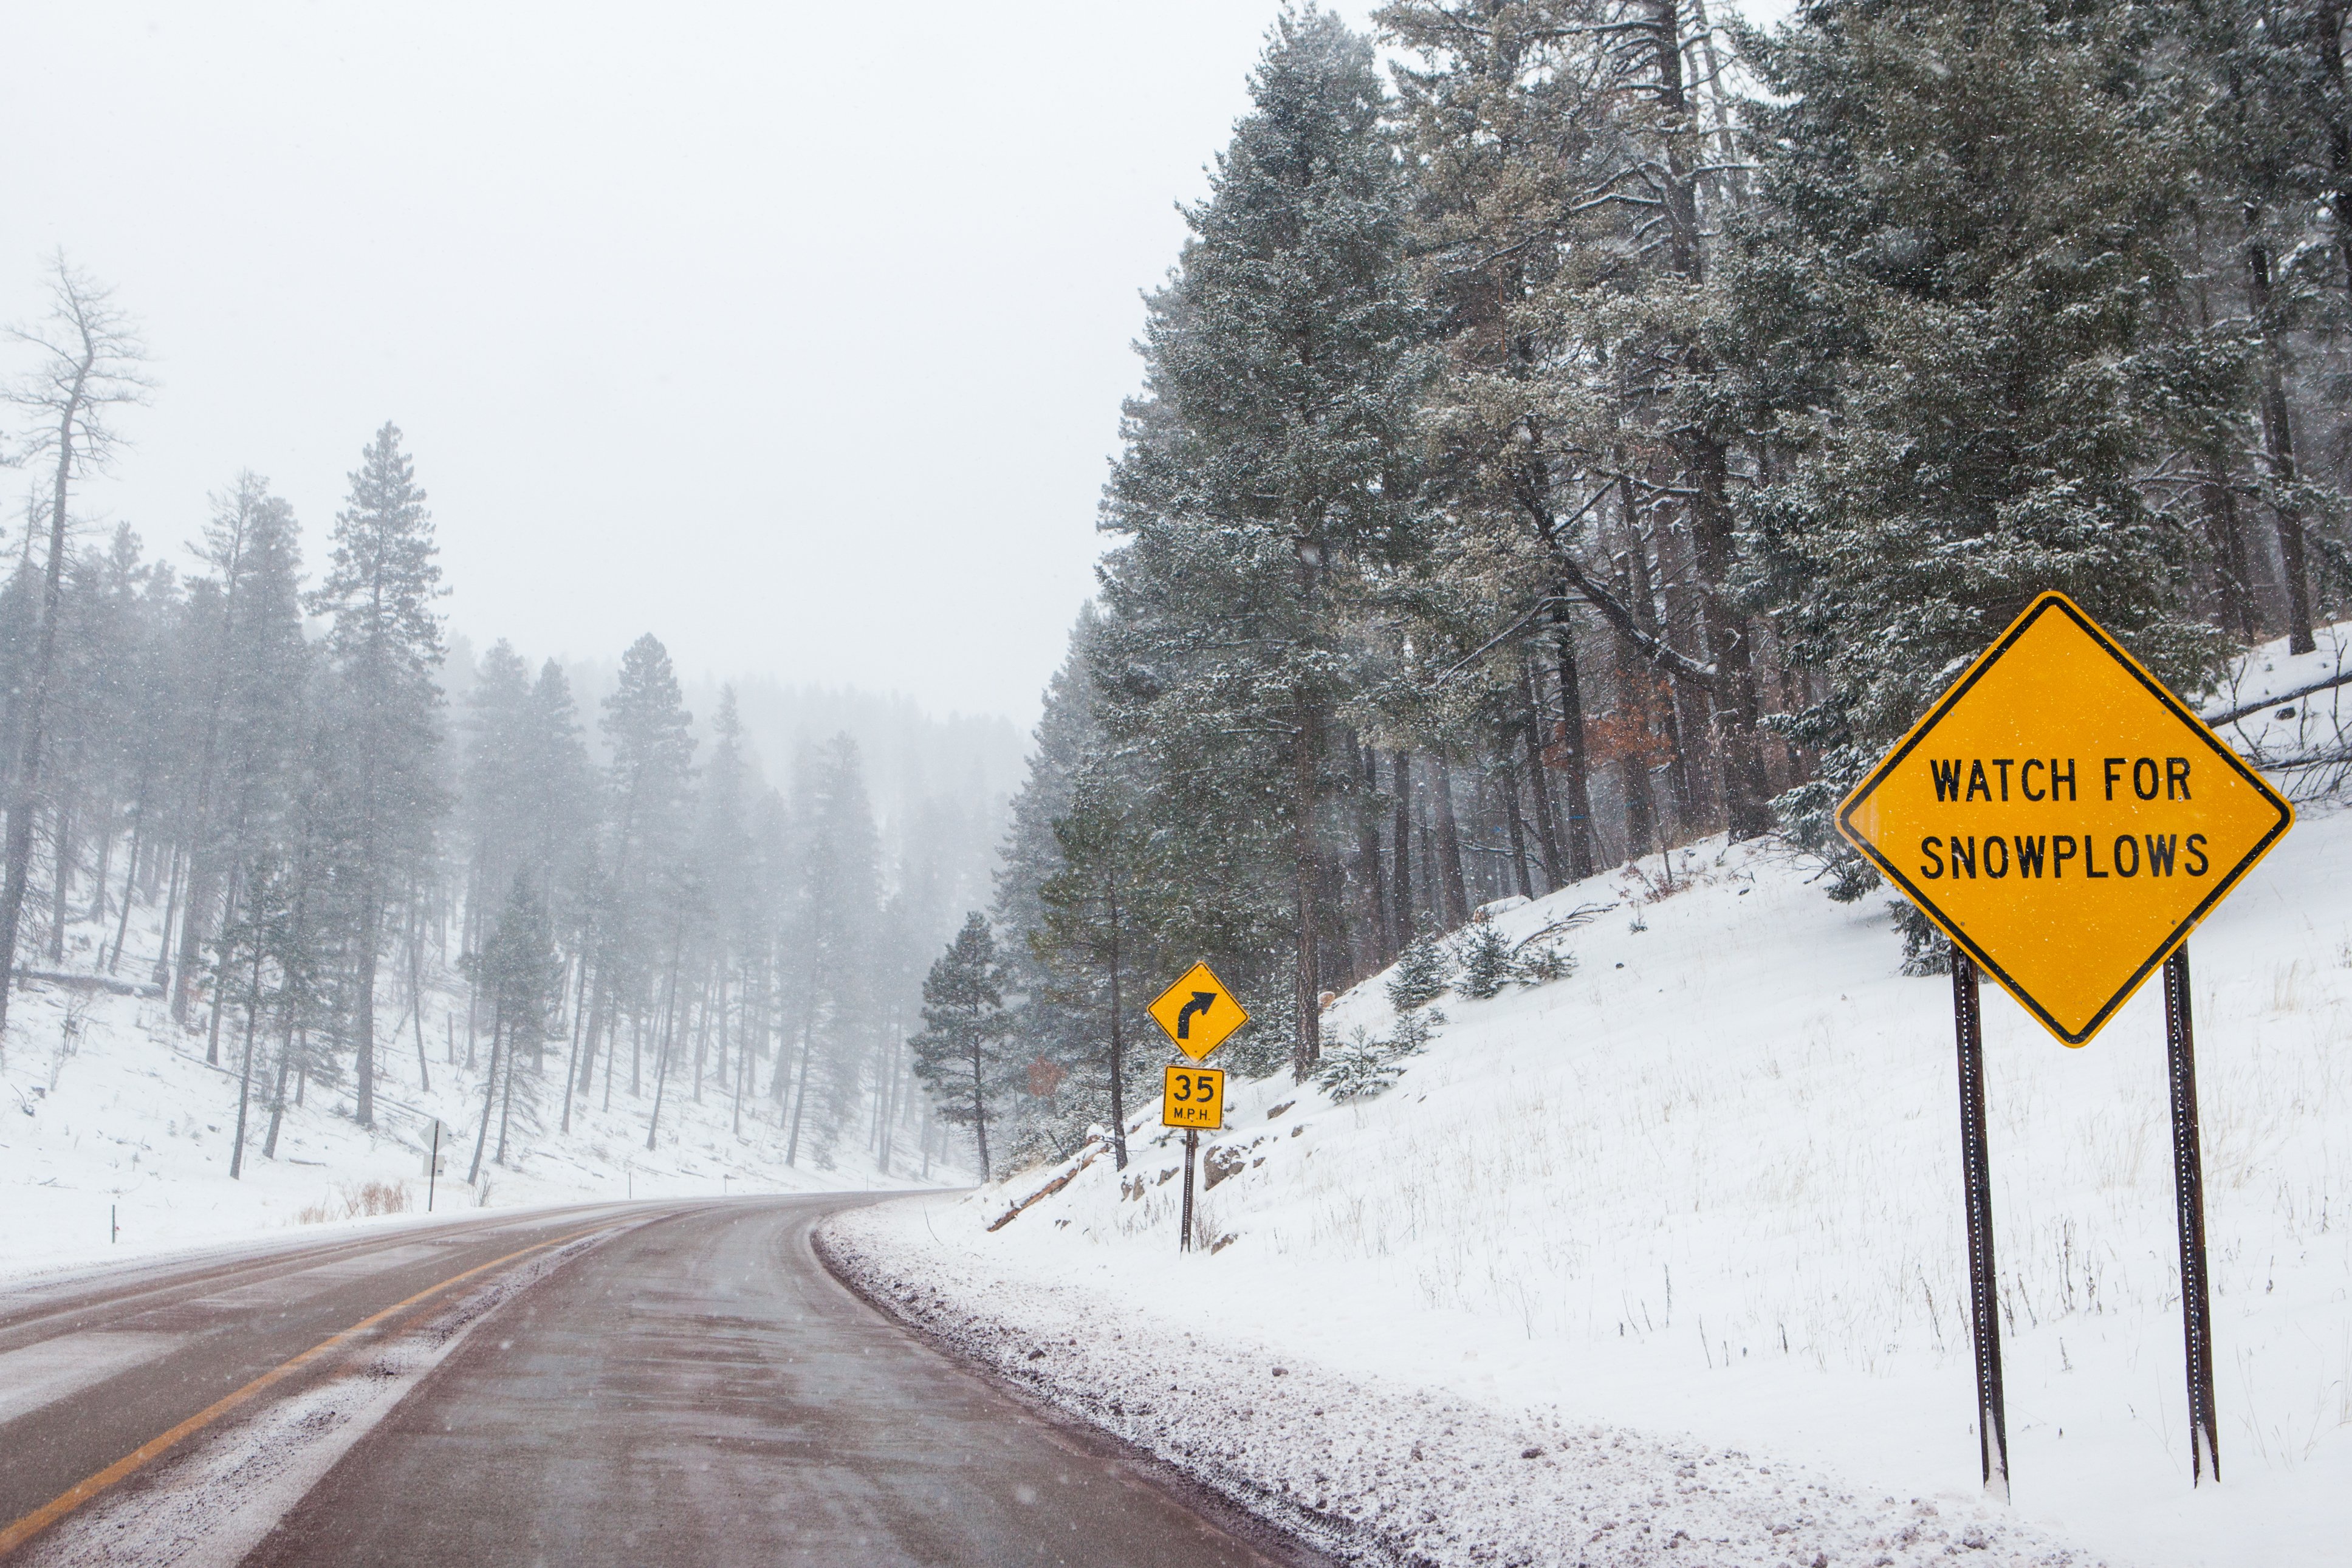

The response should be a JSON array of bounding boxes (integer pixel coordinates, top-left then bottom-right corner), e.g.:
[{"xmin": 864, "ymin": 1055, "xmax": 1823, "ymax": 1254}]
[
  {"xmin": 0, "ymin": 283, "xmax": 1011, "ymax": 1179},
  {"xmin": 940, "ymin": 0, "xmax": 2352, "ymax": 1173}
]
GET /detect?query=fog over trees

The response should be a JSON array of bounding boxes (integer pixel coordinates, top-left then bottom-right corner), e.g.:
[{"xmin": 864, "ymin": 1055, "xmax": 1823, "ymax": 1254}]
[
  {"xmin": 950, "ymin": 0, "xmax": 2352, "ymax": 1171},
  {"xmin": 0, "ymin": 256, "xmax": 1016, "ymax": 1178}
]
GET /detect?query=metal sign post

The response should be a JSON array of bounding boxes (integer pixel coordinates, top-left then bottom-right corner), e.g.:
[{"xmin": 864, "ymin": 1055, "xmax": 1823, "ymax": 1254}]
[
  {"xmin": 1150, "ymin": 965, "xmax": 1243, "ymax": 1256},
  {"xmin": 1179, "ymin": 1129, "xmax": 1199, "ymax": 1253},
  {"xmin": 1951, "ymin": 955, "xmax": 2009, "ymax": 1501},
  {"xmin": 2163, "ymin": 946, "xmax": 2220, "ymax": 1484}
]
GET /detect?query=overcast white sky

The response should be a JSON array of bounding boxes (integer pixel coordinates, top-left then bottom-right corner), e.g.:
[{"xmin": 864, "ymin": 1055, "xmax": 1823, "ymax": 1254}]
[
  {"xmin": 4, "ymin": 2, "xmax": 1783, "ymax": 732},
  {"xmin": 1, "ymin": 1, "xmax": 1400, "ymax": 728}
]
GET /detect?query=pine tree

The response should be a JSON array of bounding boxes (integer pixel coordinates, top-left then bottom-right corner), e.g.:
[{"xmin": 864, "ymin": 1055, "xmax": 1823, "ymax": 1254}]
[
  {"xmin": 1385, "ymin": 930, "xmax": 1453, "ymax": 1013},
  {"xmin": 467, "ymin": 871, "xmax": 557, "ymax": 1181},
  {"xmin": 1032, "ymin": 763, "xmax": 1157, "ymax": 1169},
  {"xmin": 1098, "ymin": 6, "xmax": 1424, "ymax": 1081},
  {"xmin": 1453, "ymin": 919, "xmax": 1512, "ymax": 1001},
  {"xmin": 309, "ymin": 423, "xmax": 445, "ymax": 1128},
  {"xmin": 587, "ymin": 634, "xmax": 695, "ymax": 1104},
  {"xmin": 908, "ymin": 911, "xmax": 1012, "ymax": 1181},
  {"xmin": 0, "ymin": 258, "xmax": 148, "ymax": 1033},
  {"xmin": 1733, "ymin": 0, "xmax": 2231, "ymax": 886}
]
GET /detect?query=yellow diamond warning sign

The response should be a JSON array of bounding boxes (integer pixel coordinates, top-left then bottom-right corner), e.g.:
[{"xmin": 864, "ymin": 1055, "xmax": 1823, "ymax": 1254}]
[
  {"xmin": 1839, "ymin": 592, "xmax": 2292, "ymax": 1046},
  {"xmin": 1147, "ymin": 961, "xmax": 1249, "ymax": 1061}
]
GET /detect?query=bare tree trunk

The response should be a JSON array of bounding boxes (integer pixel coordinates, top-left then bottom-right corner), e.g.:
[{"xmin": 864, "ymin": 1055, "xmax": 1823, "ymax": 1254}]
[
  {"xmin": 1430, "ymin": 752, "xmax": 1470, "ymax": 928},
  {"xmin": 47, "ymin": 796, "xmax": 73, "ymax": 964},
  {"xmin": 1352, "ymin": 734, "xmax": 1392, "ymax": 964},
  {"xmin": 228, "ymin": 927, "xmax": 266, "ymax": 1180},
  {"xmin": 645, "ymin": 930, "xmax": 684, "ymax": 1149},
  {"xmin": 1549, "ymin": 626, "xmax": 1600, "ymax": 879},
  {"xmin": 1498, "ymin": 758, "xmax": 1536, "ymax": 899},
  {"xmin": 1641, "ymin": 0, "xmax": 1772, "ymax": 837},
  {"xmin": 497, "ymin": 1009, "xmax": 521, "ymax": 1165},
  {"xmin": 785, "ymin": 1012, "xmax": 815, "ymax": 1165},
  {"xmin": 1389, "ymin": 750, "xmax": 1414, "ymax": 947},
  {"xmin": 690, "ymin": 968, "xmax": 714, "ymax": 1104},
  {"xmin": 408, "ymin": 900, "xmax": 431, "ymax": 1094},
  {"xmin": 1521, "ymin": 665, "xmax": 1565, "ymax": 889},
  {"xmin": 106, "ymin": 801, "xmax": 143, "ymax": 972},
  {"xmin": 1292, "ymin": 692, "xmax": 1323, "ymax": 1080},
  {"xmin": 205, "ymin": 866, "xmax": 243, "ymax": 1066},
  {"xmin": 86, "ymin": 804, "xmax": 111, "ymax": 923},
  {"xmin": 1625, "ymin": 527, "xmax": 1696, "ymax": 837},
  {"xmin": 153, "ymin": 842, "xmax": 184, "ymax": 988},
  {"xmin": 262, "ymin": 1021, "xmax": 295, "ymax": 1160},
  {"xmin": 966, "ymin": 1025, "xmax": 991, "ymax": 1182},
  {"xmin": 468, "ymin": 1011, "xmax": 504, "ymax": 1185},
  {"xmin": 0, "ymin": 419, "xmax": 83, "ymax": 1030},
  {"xmin": 2244, "ymin": 222, "xmax": 2317, "ymax": 654},
  {"xmin": 1107, "ymin": 876, "xmax": 1128, "ymax": 1171}
]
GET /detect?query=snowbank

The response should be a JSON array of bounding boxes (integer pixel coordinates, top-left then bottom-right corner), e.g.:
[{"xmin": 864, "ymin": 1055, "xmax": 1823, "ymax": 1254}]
[{"xmin": 825, "ymin": 765, "xmax": 2351, "ymax": 1564}]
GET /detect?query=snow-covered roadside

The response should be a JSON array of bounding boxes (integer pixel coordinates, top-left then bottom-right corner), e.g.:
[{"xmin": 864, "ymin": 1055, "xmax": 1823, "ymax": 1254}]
[
  {"xmin": 820, "ymin": 1209, "xmax": 2095, "ymax": 1567},
  {"xmin": 817, "ymin": 651, "xmax": 2352, "ymax": 1568},
  {"xmin": 2, "ymin": 900, "xmax": 949, "ymax": 1280}
]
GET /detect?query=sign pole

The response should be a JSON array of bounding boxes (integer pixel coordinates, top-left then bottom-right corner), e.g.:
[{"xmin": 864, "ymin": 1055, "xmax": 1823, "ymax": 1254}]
[
  {"xmin": 428, "ymin": 1121, "xmax": 440, "ymax": 1213},
  {"xmin": 2162, "ymin": 945, "xmax": 2220, "ymax": 1485},
  {"xmin": 1179, "ymin": 1128, "xmax": 1198, "ymax": 1254},
  {"xmin": 1952, "ymin": 953, "xmax": 2010, "ymax": 1501}
]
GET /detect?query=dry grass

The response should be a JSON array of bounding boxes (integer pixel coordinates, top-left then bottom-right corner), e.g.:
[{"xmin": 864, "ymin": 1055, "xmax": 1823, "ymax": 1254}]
[{"xmin": 295, "ymin": 1178, "xmax": 413, "ymax": 1224}]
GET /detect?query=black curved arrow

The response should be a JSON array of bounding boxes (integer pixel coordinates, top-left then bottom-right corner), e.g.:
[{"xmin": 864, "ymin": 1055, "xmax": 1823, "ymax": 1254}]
[{"xmin": 1175, "ymin": 991, "xmax": 1216, "ymax": 1039}]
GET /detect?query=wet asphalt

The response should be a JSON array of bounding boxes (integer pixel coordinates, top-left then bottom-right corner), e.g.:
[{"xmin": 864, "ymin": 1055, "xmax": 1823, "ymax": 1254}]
[{"xmin": 3, "ymin": 1196, "xmax": 1320, "ymax": 1568}]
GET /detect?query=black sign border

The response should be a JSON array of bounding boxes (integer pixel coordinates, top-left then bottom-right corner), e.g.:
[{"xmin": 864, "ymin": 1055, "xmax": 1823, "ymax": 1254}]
[{"xmin": 1838, "ymin": 593, "xmax": 2294, "ymax": 1045}]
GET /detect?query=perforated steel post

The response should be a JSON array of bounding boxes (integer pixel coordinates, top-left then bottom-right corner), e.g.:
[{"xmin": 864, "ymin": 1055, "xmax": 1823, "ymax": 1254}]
[
  {"xmin": 1179, "ymin": 1128, "xmax": 1198, "ymax": 1253},
  {"xmin": 1953, "ymin": 953, "xmax": 2010, "ymax": 1500},
  {"xmin": 2163, "ymin": 945, "xmax": 2220, "ymax": 1484}
]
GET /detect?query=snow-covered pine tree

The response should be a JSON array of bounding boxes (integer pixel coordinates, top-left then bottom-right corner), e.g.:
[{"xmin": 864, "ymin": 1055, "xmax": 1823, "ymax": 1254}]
[
  {"xmin": 586, "ymin": 634, "xmax": 695, "ymax": 1104},
  {"xmin": 0, "ymin": 258, "xmax": 148, "ymax": 1034},
  {"xmin": 309, "ymin": 423, "xmax": 447, "ymax": 1128},
  {"xmin": 1034, "ymin": 761, "xmax": 1159, "ymax": 1169},
  {"xmin": 1097, "ymin": 6, "xmax": 1422, "ymax": 1081},
  {"xmin": 1315, "ymin": 1030, "xmax": 1404, "ymax": 1102},
  {"xmin": 784, "ymin": 733, "xmax": 881, "ymax": 1167},
  {"xmin": 1733, "ymin": 0, "xmax": 2229, "ymax": 888},
  {"xmin": 1385, "ymin": 930, "xmax": 1453, "ymax": 1013},
  {"xmin": 1453, "ymin": 919, "xmax": 1512, "ymax": 1001},
  {"xmin": 908, "ymin": 911, "xmax": 1013, "ymax": 1181}
]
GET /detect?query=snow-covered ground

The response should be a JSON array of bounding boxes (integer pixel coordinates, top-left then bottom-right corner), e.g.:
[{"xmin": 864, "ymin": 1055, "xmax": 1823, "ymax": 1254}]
[
  {"xmin": 2, "ymin": 908, "xmax": 946, "ymax": 1284},
  {"xmin": 825, "ymin": 632, "xmax": 2352, "ymax": 1568}
]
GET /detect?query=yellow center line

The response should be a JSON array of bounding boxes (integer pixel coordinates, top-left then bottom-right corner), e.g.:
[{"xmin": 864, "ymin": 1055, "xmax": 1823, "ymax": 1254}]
[{"xmin": 0, "ymin": 1219, "xmax": 620, "ymax": 1558}]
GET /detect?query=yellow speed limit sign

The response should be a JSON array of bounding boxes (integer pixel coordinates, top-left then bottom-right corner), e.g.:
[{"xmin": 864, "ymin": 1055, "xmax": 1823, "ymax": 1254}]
[{"xmin": 1162, "ymin": 1066, "xmax": 1226, "ymax": 1131}]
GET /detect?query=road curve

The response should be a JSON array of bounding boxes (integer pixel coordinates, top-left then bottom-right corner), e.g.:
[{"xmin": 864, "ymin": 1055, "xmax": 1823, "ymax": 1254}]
[{"xmin": 2, "ymin": 1196, "xmax": 1324, "ymax": 1568}]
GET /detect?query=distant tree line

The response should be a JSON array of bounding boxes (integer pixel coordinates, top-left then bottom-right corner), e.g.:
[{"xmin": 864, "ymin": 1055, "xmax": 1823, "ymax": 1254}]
[
  {"xmin": 0, "ymin": 257, "xmax": 992, "ymax": 1182},
  {"xmin": 930, "ymin": 0, "xmax": 2352, "ymax": 1173}
]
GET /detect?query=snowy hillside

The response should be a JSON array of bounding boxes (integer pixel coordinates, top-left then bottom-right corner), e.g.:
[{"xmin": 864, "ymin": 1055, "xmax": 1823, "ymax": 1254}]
[
  {"xmin": 2, "ymin": 904, "xmax": 953, "ymax": 1282},
  {"xmin": 828, "ymin": 717, "xmax": 2352, "ymax": 1565}
]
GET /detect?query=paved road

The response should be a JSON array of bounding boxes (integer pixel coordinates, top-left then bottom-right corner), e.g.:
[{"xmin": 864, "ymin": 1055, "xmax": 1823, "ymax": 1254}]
[{"xmin": 0, "ymin": 1196, "xmax": 1319, "ymax": 1567}]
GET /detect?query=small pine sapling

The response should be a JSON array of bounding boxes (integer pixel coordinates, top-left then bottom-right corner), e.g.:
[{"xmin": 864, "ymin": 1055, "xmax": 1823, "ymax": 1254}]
[
  {"xmin": 1386, "ymin": 931, "xmax": 1454, "ymax": 1013},
  {"xmin": 1454, "ymin": 921, "xmax": 1513, "ymax": 1000},
  {"xmin": 1387, "ymin": 1005, "xmax": 1438, "ymax": 1055},
  {"xmin": 1512, "ymin": 940, "xmax": 1577, "ymax": 986},
  {"xmin": 1316, "ymin": 1031, "xmax": 1404, "ymax": 1103}
]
